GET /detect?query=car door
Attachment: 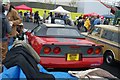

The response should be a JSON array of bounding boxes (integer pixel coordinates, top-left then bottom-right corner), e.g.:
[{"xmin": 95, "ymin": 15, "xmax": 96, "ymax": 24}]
[{"xmin": 109, "ymin": 32, "xmax": 120, "ymax": 61}]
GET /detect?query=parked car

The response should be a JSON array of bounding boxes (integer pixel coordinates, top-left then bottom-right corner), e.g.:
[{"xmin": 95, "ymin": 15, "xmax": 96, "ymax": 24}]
[
  {"xmin": 26, "ymin": 23, "xmax": 103, "ymax": 68},
  {"xmin": 81, "ymin": 25, "xmax": 120, "ymax": 65}
]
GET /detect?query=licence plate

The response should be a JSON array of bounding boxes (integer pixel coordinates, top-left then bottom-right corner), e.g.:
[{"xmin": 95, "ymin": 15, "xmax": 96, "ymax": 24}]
[{"xmin": 66, "ymin": 54, "xmax": 82, "ymax": 61}]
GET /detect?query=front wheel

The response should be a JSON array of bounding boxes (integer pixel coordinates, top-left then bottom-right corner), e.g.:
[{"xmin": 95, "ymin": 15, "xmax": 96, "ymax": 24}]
[{"xmin": 104, "ymin": 52, "xmax": 115, "ymax": 65}]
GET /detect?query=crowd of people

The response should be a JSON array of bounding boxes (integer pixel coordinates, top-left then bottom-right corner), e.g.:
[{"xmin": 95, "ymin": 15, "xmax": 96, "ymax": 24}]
[
  {"xmin": 74, "ymin": 15, "xmax": 111, "ymax": 32},
  {"xmin": 18, "ymin": 10, "xmax": 72, "ymax": 25},
  {"xmin": 17, "ymin": 9, "xmax": 112, "ymax": 33}
]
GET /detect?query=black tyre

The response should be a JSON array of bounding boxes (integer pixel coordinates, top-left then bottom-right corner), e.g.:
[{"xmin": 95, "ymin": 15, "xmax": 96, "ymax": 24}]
[{"xmin": 104, "ymin": 52, "xmax": 115, "ymax": 65}]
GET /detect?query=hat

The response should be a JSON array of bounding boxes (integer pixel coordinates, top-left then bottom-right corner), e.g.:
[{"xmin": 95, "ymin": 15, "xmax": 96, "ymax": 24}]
[{"xmin": 2, "ymin": 0, "xmax": 10, "ymax": 4}]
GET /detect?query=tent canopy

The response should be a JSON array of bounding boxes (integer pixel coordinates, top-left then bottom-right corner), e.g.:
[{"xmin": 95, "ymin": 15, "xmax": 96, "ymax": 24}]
[
  {"xmin": 15, "ymin": 4, "xmax": 32, "ymax": 12},
  {"xmin": 50, "ymin": 6, "xmax": 70, "ymax": 14}
]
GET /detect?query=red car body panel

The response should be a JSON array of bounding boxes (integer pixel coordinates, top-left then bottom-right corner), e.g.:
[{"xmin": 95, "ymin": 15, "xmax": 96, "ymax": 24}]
[
  {"xmin": 26, "ymin": 31, "xmax": 103, "ymax": 68},
  {"xmin": 40, "ymin": 57, "xmax": 103, "ymax": 68}
]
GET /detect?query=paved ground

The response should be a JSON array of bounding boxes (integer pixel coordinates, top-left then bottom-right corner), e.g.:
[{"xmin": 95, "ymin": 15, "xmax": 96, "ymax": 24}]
[
  {"xmin": 100, "ymin": 62, "xmax": 120, "ymax": 79},
  {"xmin": 23, "ymin": 22, "xmax": 120, "ymax": 79},
  {"xmin": 23, "ymin": 22, "xmax": 38, "ymax": 30}
]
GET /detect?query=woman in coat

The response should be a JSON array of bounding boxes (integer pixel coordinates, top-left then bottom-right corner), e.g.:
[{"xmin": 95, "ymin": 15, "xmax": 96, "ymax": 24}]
[
  {"xmin": 0, "ymin": 4, "xmax": 11, "ymax": 61},
  {"xmin": 3, "ymin": 2, "xmax": 22, "ymax": 45}
]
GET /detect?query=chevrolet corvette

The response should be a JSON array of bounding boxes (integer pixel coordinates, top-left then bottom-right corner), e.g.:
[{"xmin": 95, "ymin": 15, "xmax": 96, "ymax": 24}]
[{"xmin": 26, "ymin": 23, "xmax": 103, "ymax": 68}]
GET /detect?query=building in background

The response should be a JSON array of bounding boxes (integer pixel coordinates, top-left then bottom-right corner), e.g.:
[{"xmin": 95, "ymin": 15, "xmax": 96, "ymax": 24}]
[{"xmin": 77, "ymin": 0, "xmax": 112, "ymax": 15}]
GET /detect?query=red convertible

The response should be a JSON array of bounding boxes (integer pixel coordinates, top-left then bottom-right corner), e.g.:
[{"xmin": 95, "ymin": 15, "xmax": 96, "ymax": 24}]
[{"xmin": 26, "ymin": 23, "xmax": 103, "ymax": 68}]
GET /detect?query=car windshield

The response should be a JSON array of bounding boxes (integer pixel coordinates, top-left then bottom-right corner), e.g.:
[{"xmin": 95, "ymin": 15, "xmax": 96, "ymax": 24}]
[{"xmin": 35, "ymin": 27, "xmax": 84, "ymax": 38}]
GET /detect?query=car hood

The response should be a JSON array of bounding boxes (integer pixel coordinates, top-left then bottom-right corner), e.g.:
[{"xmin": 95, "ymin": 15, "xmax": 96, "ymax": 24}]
[{"xmin": 37, "ymin": 37, "xmax": 97, "ymax": 46}]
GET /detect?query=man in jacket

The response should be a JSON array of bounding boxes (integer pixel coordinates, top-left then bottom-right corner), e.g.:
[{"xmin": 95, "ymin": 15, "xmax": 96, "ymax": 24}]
[{"xmin": 3, "ymin": 0, "xmax": 22, "ymax": 45}]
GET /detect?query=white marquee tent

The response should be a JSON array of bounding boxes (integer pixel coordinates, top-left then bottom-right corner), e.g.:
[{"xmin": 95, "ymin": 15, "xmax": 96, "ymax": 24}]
[{"xmin": 50, "ymin": 6, "xmax": 70, "ymax": 14}]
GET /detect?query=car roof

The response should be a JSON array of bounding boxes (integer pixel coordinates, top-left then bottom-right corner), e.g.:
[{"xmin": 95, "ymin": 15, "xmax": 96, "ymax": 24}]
[
  {"xmin": 43, "ymin": 23, "xmax": 76, "ymax": 29},
  {"xmin": 95, "ymin": 25, "xmax": 120, "ymax": 32}
]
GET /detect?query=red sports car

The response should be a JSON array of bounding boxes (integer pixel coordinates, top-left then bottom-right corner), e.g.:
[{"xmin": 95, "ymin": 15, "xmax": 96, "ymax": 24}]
[{"xmin": 26, "ymin": 23, "xmax": 103, "ymax": 68}]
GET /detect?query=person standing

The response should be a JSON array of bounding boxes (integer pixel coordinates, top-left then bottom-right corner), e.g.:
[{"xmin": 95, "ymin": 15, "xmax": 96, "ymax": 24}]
[
  {"xmin": 84, "ymin": 17, "xmax": 91, "ymax": 32},
  {"xmin": 93, "ymin": 16, "xmax": 101, "ymax": 25},
  {"xmin": 43, "ymin": 10, "xmax": 47, "ymax": 23},
  {"xmin": 34, "ymin": 11, "xmax": 40, "ymax": 24},
  {"xmin": 89, "ymin": 16, "xmax": 95, "ymax": 31},
  {"xmin": 2, "ymin": 0, "xmax": 22, "ymax": 46},
  {"xmin": 0, "ymin": 4, "xmax": 11, "ymax": 61}
]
